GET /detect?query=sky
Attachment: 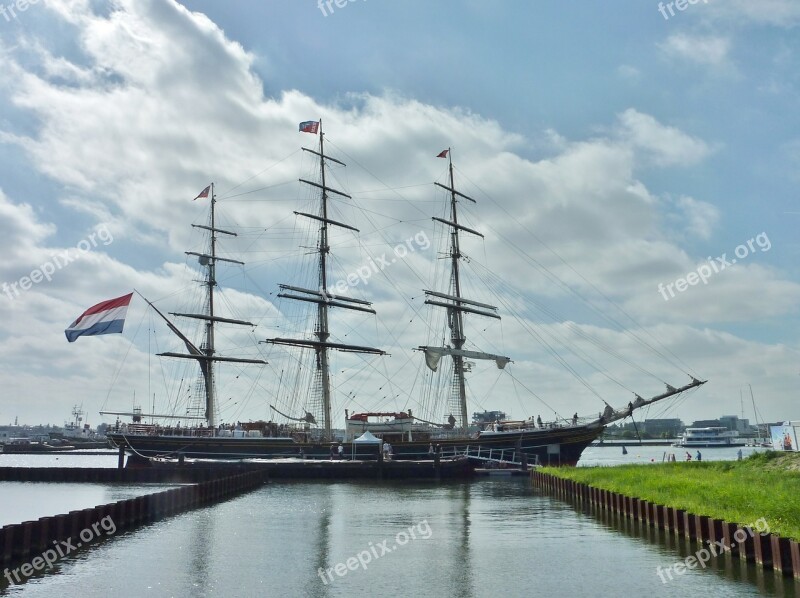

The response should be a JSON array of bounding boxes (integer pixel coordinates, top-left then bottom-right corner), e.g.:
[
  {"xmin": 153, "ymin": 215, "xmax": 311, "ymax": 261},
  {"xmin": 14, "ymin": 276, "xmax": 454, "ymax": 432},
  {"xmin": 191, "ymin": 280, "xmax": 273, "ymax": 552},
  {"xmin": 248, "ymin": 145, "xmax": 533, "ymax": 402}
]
[{"xmin": 0, "ymin": 0, "xmax": 798, "ymax": 429}]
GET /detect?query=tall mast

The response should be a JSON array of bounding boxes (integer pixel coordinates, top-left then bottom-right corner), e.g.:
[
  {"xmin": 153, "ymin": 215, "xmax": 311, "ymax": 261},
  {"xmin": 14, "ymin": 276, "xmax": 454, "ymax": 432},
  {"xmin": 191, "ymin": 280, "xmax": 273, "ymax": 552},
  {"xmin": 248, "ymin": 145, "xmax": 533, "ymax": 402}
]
[
  {"xmin": 205, "ymin": 183, "xmax": 217, "ymax": 426},
  {"xmin": 266, "ymin": 120, "xmax": 384, "ymax": 441},
  {"xmin": 317, "ymin": 127, "xmax": 333, "ymax": 439},
  {"xmin": 419, "ymin": 150, "xmax": 511, "ymax": 433},
  {"xmin": 446, "ymin": 157, "xmax": 469, "ymax": 433},
  {"xmin": 749, "ymin": 384, "xmax": 762, "ymax": 441},
  {"xmin": 153, "ymin": 183, "xmax": 266, "ymax": 427}
]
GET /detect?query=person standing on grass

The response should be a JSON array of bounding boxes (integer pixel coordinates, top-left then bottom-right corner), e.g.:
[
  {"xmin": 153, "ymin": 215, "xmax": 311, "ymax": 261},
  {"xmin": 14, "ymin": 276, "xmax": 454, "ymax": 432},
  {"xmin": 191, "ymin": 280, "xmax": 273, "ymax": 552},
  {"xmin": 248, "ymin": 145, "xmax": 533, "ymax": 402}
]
[{"xmin": 696, "ymin": 450, "xmax": 702, "ymax": 462}]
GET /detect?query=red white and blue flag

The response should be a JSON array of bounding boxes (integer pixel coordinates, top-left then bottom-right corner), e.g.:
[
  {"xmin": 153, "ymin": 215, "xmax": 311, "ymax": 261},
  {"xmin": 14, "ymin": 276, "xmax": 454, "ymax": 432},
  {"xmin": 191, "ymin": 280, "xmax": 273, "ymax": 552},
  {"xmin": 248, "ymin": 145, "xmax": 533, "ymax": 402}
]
[
  {"xmin": 436, "ymin": 149, "xmax": 449, "ymax": 158},
  {"xmin": 65, "ymin": 292, "xmax": 134, "ymax": 343},
  {"xmin": 299, "ymin": 120, "xmax": 319, "ymax": 134},
  {"xmin": 193, "ymin": 185, "xmax": 211, "ymax": 201}
]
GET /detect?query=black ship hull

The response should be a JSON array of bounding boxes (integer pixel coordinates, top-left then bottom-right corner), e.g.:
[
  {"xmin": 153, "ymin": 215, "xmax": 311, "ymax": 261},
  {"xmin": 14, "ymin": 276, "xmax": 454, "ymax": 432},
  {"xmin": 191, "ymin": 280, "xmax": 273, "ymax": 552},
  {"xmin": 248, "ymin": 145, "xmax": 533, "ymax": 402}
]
[{"xmin": 107, "ymin": 425, "xmax": 601, "ymax": 466}]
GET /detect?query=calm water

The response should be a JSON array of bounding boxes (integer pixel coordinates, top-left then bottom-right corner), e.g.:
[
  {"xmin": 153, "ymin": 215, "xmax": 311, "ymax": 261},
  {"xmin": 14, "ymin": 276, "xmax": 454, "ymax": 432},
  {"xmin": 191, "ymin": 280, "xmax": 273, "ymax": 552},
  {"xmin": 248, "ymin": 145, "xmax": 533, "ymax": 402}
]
[
  {"xmin": 1, "ymin": 447, "xmax": 793, "ymax": 597},
  {"xmin": 0, "ymin": 478, "xmax": 796, "ymax": 597},
  {"xmin": 578, "ymin": 444, "xmax": 764, "ymax": 466},
  {"xmin": 0, "ymin": 483, "xmax": 184, "ymax": 527},
  {"xmin": 0, "ymin": 452, "xmax": 119, "ymax": 468}
]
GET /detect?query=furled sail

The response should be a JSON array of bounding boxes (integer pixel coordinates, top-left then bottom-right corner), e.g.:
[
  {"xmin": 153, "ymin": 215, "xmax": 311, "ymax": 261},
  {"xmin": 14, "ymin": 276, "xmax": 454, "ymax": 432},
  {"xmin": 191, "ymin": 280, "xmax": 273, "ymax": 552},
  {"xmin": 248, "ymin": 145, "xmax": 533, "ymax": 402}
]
[{"xmin": 420, "ymin": 346, "xmax": 511, "ymax": 372}]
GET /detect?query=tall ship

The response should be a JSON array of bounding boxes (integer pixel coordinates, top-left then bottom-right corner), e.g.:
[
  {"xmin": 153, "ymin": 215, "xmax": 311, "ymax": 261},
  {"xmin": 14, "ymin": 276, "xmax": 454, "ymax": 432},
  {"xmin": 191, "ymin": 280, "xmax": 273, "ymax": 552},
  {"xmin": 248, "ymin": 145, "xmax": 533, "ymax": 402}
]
[{"xmin": 106, "ymin": 123, "xmax": 705, "ymax": 466}]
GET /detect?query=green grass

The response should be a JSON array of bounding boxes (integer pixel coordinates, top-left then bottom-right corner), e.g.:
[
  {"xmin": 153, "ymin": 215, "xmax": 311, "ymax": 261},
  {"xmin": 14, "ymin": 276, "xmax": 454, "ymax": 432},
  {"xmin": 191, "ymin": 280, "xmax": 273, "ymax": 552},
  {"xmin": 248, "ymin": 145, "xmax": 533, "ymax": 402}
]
[{"xmin": 541, "ymin": 451, "xmax": 800, "ymax": 541}]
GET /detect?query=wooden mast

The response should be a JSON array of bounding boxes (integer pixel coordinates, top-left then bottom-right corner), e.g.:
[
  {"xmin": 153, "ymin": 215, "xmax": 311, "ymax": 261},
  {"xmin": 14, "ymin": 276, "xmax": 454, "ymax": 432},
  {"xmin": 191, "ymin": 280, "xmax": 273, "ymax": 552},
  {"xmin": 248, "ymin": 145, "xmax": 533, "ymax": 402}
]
[
  {"xmin": 154, "ymin": 184, "xmax": 266, "ymax": 428},
  {"xmin": 317, "ymin": 123, "xmax": 333, "ymax": 440},
  {"xmin": 266, "ymin": 121, "xmax": 384, "ymax": 441},
  {"xmin": 446, "ymin": 153, "xmax": 469, "ymax": 433},
  {"xmin": 205, "ymin": 182, "xmax": 217, "ymax": 426},
  {"xmin": 420, "ymin": 150, "xmax": 511, "ymax": 433}
]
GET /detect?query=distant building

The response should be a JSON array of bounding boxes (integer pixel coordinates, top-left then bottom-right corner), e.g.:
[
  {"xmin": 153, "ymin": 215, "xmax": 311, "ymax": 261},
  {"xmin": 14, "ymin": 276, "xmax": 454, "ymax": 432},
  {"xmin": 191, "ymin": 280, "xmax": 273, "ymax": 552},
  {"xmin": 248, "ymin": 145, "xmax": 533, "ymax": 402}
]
[
  {"xmin": 643, "ymin": 418, "xmax": 683, "ymax": 437},
  {"xmin": 690, "ymin": 419, "xmax": 721, "ymax": 428},
  {"xmin": 689, "ymin": 416, "xmax": 756, "ymax": 437},
  {"xmin": 719, "ymin": 415, "xmax": 750, "ymax": 433}
]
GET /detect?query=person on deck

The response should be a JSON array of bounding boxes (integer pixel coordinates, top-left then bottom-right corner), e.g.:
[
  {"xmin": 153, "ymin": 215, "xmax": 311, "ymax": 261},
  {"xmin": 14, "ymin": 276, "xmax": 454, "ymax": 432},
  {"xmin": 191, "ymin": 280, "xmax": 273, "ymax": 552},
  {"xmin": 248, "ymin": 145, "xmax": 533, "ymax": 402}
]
[
  {"xmin": 696, "ymin": 450, "xmax": 702, "ymax": 462},
  {"xmin": 685, "ymin": 452, "xmax": 692, "ymax": 461},
  {"xmin": 338, "ymin": 444, "xmax": 344, "ymax": 460}
]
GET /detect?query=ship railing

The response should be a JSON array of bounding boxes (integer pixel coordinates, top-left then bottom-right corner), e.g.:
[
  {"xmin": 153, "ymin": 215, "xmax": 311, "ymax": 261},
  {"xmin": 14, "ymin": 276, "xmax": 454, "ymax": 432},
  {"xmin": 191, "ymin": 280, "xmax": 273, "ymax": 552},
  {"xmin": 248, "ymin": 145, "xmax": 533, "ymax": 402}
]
[
  {"xmin": 121, "ymin": 424, "xmax": 219, "ymax": 438},
  {"xmin": 441, "ymin": 445, "xmax": 539, "ymax": 467}
]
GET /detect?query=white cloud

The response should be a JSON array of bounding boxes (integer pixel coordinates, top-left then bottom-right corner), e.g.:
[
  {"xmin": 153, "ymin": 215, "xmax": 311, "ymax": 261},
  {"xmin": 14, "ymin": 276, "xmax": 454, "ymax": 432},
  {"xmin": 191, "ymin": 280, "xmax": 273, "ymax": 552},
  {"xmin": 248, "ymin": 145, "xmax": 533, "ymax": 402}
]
[
  {"xmin": 708, "ymin": 0, "xmax": 800, "ymax": 27},
  {"xmin": 658, "ymin": 33, "xmax": 731, "ymax": 67},
  {"xmin": 673, "ymin": 195, "xmax": 720, "ymax": 240},
  {"xmin": 0, "ymin": 0, "xmax": 798, "ymax": 426},
  {"xmin": 616, "ymin": 108, "xmax": 712, "ymax": 167}
]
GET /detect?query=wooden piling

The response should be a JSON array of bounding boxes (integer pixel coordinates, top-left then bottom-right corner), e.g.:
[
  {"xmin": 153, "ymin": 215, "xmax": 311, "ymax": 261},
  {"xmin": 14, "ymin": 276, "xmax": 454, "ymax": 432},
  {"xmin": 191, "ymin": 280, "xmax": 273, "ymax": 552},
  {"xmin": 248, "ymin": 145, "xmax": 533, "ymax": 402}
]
[{"xmin": 531, "ymin": 470, "xmax": 798, "ymax": 579}]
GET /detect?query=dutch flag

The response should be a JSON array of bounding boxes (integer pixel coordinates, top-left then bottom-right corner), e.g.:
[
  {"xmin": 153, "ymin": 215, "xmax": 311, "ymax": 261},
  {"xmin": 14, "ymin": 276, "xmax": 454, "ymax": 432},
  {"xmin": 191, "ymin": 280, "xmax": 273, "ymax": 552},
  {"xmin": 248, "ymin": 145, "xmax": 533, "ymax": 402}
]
[{"xmin": 65, "ymin": 292, "xmax": 134, "ymax": 343}]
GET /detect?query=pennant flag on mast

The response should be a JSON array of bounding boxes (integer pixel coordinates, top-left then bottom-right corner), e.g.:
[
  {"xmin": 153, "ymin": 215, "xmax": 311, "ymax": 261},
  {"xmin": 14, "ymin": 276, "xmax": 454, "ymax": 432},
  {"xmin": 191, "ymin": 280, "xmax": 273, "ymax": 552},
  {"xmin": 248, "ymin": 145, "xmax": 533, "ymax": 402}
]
[
  {"xmin": 299, "ymin": 120, "xmax": 320, "ymax": 134},
  {"xmin": 65, "ymin": 292, "xmax": 134, "ymax": 343},
  {"xmin": 193, "ymin": 185, "xmax": 211, "ymax": 201},
  {"xmin": 436, "ymin": 149, "xmax": 449, "ymax": 158}
]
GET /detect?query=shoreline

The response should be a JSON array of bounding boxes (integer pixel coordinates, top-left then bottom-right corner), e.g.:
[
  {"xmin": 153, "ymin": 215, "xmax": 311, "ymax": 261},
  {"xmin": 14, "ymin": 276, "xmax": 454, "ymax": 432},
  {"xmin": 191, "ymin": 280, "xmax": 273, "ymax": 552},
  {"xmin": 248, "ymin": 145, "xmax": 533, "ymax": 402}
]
[{"xmin": 540, "ymin": 451, "xmax": 800, "ymax": 541}]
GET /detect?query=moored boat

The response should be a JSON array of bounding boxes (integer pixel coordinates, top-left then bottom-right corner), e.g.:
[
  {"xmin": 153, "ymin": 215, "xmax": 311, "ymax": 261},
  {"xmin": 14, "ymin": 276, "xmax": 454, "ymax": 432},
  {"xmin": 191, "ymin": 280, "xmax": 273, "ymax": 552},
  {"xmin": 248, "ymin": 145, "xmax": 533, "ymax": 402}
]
[
  {"xmin": 0, "ymin": 438, "xmax": 76, "ymax": 454},
  {"xmin": 673, "ymin": 426, "xmax": 745, "ymax": 448},
  {"xmin": 49, "ymin": 405, "xmax": 110, "ymax": 450}
]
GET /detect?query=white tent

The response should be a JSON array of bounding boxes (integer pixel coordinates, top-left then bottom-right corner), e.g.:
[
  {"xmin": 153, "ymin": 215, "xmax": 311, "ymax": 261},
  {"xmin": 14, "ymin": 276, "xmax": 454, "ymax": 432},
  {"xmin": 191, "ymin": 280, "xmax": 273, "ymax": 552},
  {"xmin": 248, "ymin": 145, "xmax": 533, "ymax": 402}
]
[{"xmin": 352, "ymin": 430, "xmax": 382, "ymax": 460}]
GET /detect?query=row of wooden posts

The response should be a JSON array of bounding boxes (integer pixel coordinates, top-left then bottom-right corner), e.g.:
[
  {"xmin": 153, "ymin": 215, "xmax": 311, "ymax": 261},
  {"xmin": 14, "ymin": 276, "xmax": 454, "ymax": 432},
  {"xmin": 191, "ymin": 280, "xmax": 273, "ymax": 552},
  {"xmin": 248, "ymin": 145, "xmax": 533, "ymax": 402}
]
[
  {"xmin": 0, "ymin": 470, "xmax": 266, "ymax": 570},
  {"xmin": 531, "ymin": 470, "xmax": 800, "ymax": 579}
]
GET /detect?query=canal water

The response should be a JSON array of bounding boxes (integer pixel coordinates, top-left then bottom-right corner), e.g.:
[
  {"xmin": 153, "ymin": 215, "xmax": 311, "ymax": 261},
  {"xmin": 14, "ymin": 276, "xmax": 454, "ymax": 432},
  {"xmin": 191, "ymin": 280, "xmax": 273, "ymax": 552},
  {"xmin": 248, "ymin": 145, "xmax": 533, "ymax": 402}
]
[
  {"xmin": 1, "ymin": 447, "xmax": 793, "ymax": 597},
  {"xmin": 0, "ymin": 482, "xmax": 183, "ymax": 527},
  {"xmin": 1, "ymin": 479, "xmax": 796, "ymax": 596}
]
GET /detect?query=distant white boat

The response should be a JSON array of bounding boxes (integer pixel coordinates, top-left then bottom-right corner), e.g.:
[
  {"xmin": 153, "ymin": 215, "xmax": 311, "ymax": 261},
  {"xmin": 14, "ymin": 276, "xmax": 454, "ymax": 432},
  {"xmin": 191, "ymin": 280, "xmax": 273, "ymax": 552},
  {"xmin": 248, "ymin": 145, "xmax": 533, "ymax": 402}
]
[{"xmin": 673, "ymin": 427, "xmax": 745, "ymax": 448}]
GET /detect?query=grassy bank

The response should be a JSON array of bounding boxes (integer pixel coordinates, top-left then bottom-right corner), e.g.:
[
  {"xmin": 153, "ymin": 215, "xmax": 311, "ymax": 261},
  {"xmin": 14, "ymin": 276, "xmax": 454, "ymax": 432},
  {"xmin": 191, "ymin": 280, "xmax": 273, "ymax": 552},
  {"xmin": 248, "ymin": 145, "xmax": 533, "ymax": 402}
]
[{"xmin": 541, "ymin": 451, "xmax": 800, "ymax": 541}]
